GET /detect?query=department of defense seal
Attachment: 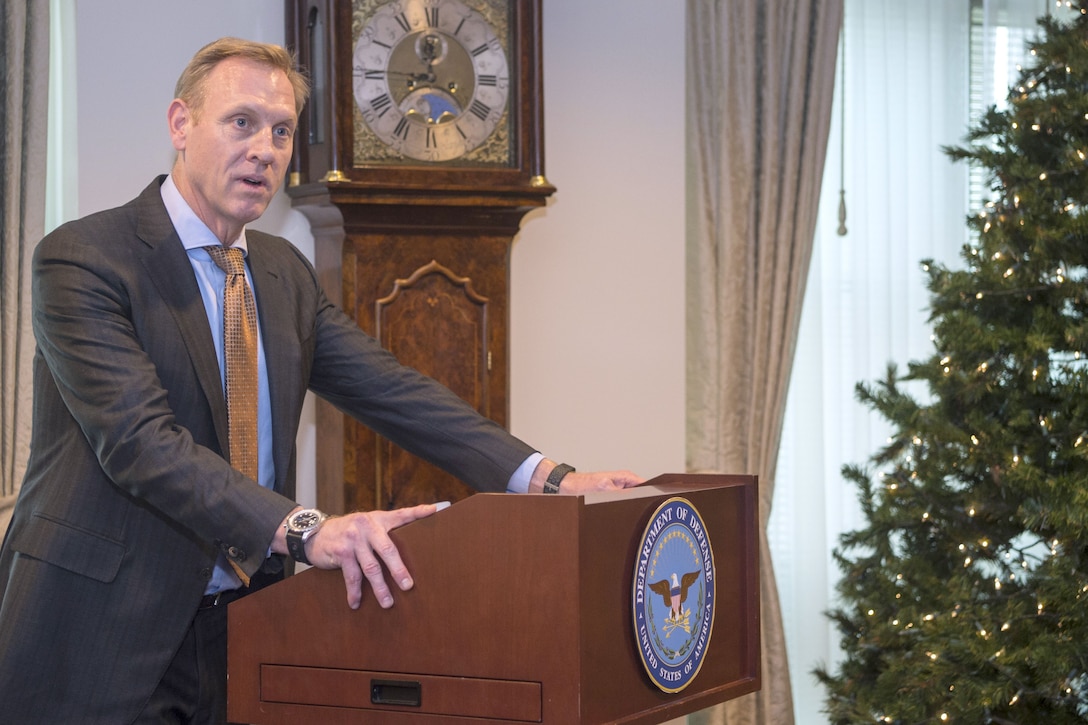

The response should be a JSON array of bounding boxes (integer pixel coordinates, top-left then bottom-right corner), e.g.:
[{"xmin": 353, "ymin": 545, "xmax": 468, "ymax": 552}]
[{"xmin": 632, "ymin": 496, "xmax": 716, "ymax": 693}]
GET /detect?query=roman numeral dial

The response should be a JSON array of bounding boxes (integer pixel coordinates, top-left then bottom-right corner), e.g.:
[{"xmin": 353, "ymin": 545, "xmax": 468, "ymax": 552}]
[{"xmin": 352, "ymin": 0, "xmax": 510, "ymax": 162}]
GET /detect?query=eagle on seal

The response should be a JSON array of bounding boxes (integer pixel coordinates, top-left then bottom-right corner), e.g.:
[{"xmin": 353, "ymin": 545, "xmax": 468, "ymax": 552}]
[{"xmin": 648, "ymin": 571, "xmax": 701, "ymax": 620}]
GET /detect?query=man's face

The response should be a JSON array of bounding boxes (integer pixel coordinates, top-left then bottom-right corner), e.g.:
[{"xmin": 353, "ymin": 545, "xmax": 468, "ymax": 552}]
[{"xmin": 168, "ymin": 57, "xmax": 297, "ymax": 243}]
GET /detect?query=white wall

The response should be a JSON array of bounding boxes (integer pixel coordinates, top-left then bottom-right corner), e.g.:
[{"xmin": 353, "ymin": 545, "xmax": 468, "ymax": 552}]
[
  {"xmin": 73, "ymin": 0, "xmax": 686, "ymax": 502},
  {"xmin": 511, "ymin": 0, "xmax": 686, "ymax": 478}
]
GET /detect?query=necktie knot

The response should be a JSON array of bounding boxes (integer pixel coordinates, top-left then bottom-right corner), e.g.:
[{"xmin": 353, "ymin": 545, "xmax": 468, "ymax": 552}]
[{"xmin": 205, "ymin": 244, "xmax": 246, "ymax": 277}]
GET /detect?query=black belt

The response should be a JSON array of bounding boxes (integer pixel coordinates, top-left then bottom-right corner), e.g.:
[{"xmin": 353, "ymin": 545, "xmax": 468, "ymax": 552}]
[{"xmin": 198, "ymin": 588, "xmax": 246, "ymax": 610}]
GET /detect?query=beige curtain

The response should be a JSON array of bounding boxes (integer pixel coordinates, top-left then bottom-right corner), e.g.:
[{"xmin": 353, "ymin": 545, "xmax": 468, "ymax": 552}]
[
  {"xmin": 1, "ymin": 1, "xmax": 49, "ymax": 533},
  {"xmin": 685, "ymin": 1, "xmax": 841, "ymax": 723}
]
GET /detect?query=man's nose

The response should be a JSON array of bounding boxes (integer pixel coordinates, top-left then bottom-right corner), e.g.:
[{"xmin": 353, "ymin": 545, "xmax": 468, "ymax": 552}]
[{"xmin": 250, "ymin": 129, "xmax": 277, "ymax": 163}]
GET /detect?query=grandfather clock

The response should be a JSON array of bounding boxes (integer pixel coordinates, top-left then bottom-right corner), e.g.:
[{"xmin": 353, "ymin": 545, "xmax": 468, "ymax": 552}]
[{"xmin": 285, "ymin": 0, "xmax": 553, "ymax": 513}]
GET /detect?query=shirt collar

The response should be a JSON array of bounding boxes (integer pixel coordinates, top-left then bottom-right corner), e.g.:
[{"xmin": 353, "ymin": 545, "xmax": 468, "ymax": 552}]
[{"xmin": 161, "ymin": 174, "xmax": 249, "ymax": 255}]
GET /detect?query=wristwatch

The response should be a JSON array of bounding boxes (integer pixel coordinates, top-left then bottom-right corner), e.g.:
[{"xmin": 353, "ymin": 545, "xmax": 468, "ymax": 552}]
[
  {"xmin": 543, "ymin": 463, "xmax": 576, "ymax": 494},
  {"xmin": 284, "ymin": 508, "xmax": 327, "ymax": 565}
]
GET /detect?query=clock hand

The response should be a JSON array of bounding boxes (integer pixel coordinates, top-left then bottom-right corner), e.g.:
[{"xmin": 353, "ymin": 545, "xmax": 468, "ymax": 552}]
[{"xmin": 385, "ymin": 69, "xmax": 437, "ymax": 84}]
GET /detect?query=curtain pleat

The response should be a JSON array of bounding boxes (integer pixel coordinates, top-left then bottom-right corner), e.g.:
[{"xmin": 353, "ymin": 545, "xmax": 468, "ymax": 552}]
[
  {"xmin": 685, "ymin": 1, "xmax": 842, "ymax": 723},
  {"xmin": 1, "ymin": 1, "xmax": 50, "ymax": 532}
]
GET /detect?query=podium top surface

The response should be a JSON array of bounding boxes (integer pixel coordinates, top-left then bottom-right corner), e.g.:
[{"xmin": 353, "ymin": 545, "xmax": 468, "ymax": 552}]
[{"xmin": 579, "ymin": 473, "xmax": 755, "ymax": 506}]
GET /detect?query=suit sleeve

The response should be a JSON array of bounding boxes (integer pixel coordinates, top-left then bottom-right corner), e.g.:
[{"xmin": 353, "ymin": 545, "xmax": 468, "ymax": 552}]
[{"xmin": 271, "ymin": 243, "xmax": 536, "ymax": 492}]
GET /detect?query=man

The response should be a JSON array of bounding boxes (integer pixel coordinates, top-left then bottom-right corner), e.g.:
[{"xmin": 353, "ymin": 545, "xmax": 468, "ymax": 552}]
[{"xmin": 0, "ymin": 37, "xmax": 641, "ymax": 724}]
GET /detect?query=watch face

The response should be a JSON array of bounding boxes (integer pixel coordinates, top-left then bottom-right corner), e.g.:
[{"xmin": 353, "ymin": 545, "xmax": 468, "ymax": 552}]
[
  {"xmin": 352, "ymin": 0, "xmax": 512, "ymax": 164},
  {"xmin": 290, "ymin": 510, "xmax": 323, "ymax": 531}
]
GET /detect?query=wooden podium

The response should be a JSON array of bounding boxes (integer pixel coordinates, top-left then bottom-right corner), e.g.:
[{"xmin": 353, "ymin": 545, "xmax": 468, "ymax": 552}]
[{"xmin": 227, "ymin": 474, "xmax": 760, "ymax": 724}]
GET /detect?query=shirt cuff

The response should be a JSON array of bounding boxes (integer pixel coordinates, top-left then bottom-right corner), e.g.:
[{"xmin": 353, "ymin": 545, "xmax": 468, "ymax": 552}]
[{"xmin": 506, "ymin": 452, "xmax": 544, "ymax": 494}]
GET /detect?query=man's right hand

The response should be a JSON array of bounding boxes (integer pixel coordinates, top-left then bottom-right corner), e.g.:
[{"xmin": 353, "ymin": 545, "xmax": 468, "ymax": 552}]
[{"xmin": 276, "ymin": 504, "xmax": 440, "ymax": 610}]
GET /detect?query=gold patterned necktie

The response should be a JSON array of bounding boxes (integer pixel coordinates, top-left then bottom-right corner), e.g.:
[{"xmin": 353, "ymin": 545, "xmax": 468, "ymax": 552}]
[
  {"xmin": 204, "ymin": 244, "xmax": 260, "ymax": 484},
  {"xmin": 205, "ymin": 245, "xmax": 258, "ymax": 587}
]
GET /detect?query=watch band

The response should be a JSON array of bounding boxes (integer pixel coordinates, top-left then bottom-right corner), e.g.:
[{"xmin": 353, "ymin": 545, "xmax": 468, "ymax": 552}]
[
  {"xmin": 543, "ymin": 463, "xmax": 575, "ymax": 494},
  {"xmin": 286, "ymin": 531, "xmax": 310, "ymax": 565}
]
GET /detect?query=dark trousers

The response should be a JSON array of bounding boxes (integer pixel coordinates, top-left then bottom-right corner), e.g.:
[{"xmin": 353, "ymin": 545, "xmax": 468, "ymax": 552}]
[{"xmin": 134, "ymin": 592, "xmax": 238, "ymax": 725}]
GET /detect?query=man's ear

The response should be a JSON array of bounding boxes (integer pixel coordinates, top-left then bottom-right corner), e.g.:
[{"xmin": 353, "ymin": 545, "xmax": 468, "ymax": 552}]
[{"xmin": 167, "ymin": 99, "xmax": 191, "ymax": 152}]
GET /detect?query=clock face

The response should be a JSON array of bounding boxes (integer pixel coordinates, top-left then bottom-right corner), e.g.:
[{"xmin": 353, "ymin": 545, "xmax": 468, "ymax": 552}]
[{"xmin": 352, "ymin": 0, "xmax": 511, "ymax": 163}]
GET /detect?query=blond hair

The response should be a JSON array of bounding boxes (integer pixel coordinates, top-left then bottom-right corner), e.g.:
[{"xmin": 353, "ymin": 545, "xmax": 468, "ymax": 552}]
[{"xmin": 174, "ymin": 37, "xmax": 310, "ymax": 119}]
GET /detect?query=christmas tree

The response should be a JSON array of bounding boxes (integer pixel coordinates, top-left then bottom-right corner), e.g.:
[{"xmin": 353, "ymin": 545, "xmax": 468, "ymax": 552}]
[{"xmin": 817, "ymin": 4, "xmax": 1088, "ymax": 723}]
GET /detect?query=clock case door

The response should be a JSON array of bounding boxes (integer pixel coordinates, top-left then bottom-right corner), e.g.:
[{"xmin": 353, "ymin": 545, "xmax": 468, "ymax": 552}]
[{"xmin": 285, "ymin": 0, "xmax": 554, "ymax": 513}]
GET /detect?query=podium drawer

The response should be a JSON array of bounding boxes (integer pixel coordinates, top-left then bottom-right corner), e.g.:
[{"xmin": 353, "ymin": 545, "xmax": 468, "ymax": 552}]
[{"xmin": 260, "ymin": 664, "xmax": 542, "ymax": 722}]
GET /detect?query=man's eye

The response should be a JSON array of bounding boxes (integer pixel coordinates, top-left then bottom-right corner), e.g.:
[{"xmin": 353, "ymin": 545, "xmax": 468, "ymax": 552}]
[
  {"xmin": 274, "ymin": 127, "xmax": 292, "ymax": 138},
  {"xmin": 234, "ymin": 118, "xmax": 249, "ymax": 128}
]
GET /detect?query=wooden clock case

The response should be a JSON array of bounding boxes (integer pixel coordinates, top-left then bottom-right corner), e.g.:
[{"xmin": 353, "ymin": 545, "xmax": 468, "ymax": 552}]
[{"xmin": 284, "ymin": 0, "xmax": 554, "ymax": 512}]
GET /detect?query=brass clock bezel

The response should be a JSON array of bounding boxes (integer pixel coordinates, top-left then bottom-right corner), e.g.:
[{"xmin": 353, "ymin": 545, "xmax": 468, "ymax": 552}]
[{"xmin": 351, "ymin": 0, "xmax": 513, "ymax": 166}]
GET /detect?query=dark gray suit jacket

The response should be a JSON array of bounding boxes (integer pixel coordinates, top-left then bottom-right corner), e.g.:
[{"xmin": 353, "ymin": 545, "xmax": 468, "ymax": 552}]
[{"xmin": 0, "ymin": 177, "xmax": 534, "ymax": 723}]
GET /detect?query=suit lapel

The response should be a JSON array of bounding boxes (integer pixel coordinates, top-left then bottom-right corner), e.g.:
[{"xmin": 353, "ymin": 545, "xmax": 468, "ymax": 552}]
[
  {"xmin": 133, "ymin": 178, "xmax": 230, "ymax": 456},
  {"xmin": 246, "ymin": 241, "xmax": 304, "ymax": 495}
]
